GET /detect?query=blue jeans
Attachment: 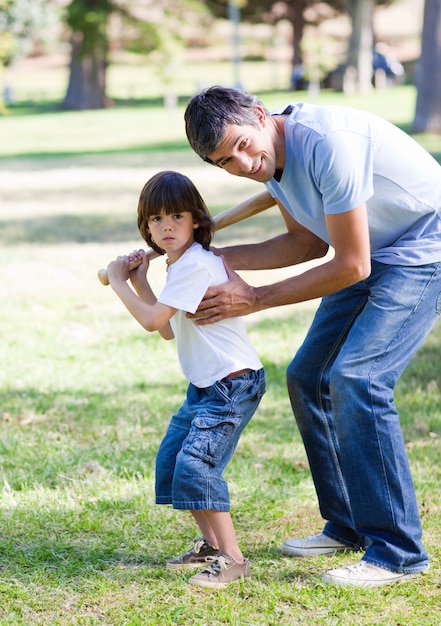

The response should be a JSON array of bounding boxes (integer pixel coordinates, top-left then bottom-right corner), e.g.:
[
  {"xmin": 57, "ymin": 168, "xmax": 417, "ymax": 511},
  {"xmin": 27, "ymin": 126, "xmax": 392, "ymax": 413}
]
[
  {"xmin": 287, "ymin": 260, "xmax": 441, "ymax": 573},
  {"xmin": 155, "ymin": 368, "xmax": 265, "ymax": 511}
]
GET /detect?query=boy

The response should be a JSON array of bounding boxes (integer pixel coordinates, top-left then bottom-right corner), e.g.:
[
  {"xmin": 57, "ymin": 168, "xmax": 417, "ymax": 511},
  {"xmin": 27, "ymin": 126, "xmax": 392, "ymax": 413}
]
[{"xmin": 107, "ymin": 170, "xmax": 265, "ymax": 588}]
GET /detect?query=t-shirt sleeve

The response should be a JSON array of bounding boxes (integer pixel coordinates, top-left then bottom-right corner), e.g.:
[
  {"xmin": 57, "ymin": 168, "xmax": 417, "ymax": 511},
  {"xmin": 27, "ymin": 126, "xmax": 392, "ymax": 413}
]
[
  {"xmin": 313, "ymin": 131, "xmax": 374, "ymax": 214},
  {"xmin": 157, "ymin": 262, "xmax": 212, "ymax": 314}
]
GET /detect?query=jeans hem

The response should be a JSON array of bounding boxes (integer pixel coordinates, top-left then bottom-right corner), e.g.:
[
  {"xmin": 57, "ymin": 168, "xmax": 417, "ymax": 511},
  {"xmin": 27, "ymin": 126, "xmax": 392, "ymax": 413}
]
[
  {"xmin": 156, "ymin": 498, "xmax": 172, "ymax": 505},
  {"xmin": 155, "ymin": 498, "xmax": 231, "ymax": 511},
  {"xmin": 172, "ymin": 501, "xmax": 230, "ymax": 511}
]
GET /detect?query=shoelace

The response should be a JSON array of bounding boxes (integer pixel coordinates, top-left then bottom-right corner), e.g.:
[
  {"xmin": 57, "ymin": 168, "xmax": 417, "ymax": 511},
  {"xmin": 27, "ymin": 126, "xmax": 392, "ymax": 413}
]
[
  {"xmin": 192, "ymin": 539, "xmax": 206, "ymax": 555},
  {"xmin": 180, "ymin": 539, "xmax": 205, "ymax": 559},
  {"xmin": 184, "ymin": 539, "xmax": 205, "ymax": 556},
  {"xmin": 204, "ymin": 555, "xmax": 232, "ymax": 575},
  {"xmin": 344, "ymin": 561, "xmax": 370, "ymax": 574}
]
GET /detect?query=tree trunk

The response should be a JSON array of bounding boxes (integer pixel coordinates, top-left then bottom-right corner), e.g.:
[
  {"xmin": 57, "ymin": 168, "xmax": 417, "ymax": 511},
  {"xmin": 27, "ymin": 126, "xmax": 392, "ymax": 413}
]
[
  {"xmin": 62, "ymin": 32, "xmax": 112, "ymax": 110},
  {"xmin": 345, "ymin": 0, "xmax": 374, "ymax": 93},
  {"xmin": 288, "ymin": 0, "xmax": 307, "ymax": 90},
  {"xmin": 412, "ymin": 0, "xmax": 441, "ymax": 134}
]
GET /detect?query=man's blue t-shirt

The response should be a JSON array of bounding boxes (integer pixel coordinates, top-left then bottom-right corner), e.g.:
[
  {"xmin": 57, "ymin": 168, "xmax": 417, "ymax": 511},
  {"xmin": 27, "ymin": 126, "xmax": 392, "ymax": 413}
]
[{"xmin": 265, "ymin": 103, "xmax": 441, "ymax": 265}]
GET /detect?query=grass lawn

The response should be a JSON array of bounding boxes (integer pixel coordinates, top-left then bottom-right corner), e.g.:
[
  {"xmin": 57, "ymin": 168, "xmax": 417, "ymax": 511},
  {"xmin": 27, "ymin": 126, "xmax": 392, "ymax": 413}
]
[{"xmin": 1, "ymin": 72, "xmax": 441, "ymax": 625}]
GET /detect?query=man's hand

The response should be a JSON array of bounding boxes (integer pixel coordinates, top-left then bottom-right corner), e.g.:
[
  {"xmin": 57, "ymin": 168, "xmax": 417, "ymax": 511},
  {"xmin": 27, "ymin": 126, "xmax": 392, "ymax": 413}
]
[{"xmin": 187, "ymin": 259, "xmax": 257, "ymax": 325}]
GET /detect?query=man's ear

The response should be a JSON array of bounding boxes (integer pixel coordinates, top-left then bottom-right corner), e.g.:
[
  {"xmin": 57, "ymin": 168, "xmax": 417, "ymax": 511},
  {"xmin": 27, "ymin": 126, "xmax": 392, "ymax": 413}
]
[{"xmin": 256, "ymin": 104, "xmax": 267, "ymax": 125}]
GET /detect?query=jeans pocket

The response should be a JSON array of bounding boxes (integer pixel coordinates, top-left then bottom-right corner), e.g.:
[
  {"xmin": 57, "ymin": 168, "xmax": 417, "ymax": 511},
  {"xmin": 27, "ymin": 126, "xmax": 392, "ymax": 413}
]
[{"xmin": 182, "ymin": 413, "xmax": 241, "ymax": 467}]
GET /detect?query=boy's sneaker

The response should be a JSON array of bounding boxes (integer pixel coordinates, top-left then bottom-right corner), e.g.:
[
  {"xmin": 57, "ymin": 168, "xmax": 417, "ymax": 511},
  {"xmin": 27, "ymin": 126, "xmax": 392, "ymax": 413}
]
[
  {"xmin": 282, "ymin": 532, "xmax": 354, "ymax": 557},
  {"xmin": 166, "ymin": 537, "xmax": 219, "ymax": 572},
  {"xmin": 188, "ymin": 552, "xmax": 250, "ymax": 588},
  {"xmin": 322, "ymin": 560, "xmax": 420, "ymax": 587}
]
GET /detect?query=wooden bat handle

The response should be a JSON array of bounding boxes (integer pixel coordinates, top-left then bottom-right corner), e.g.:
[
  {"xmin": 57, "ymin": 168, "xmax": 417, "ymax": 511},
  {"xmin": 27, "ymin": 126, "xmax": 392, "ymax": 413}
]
[
  {"xmin": 97, "ymin": 189, "xmax": 275, "ymax": 286},
  {"xmin": 97, "ymin": 251, "xmax": 156, "ymax": 285}
]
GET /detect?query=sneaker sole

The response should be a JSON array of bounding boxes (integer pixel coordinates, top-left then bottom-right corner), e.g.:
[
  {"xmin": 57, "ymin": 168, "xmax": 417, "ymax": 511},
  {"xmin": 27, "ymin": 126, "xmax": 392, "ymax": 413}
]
[
  {"xmin": 322, "ymin": 571, "xmax": 417, "ymax": 588},
  {"xmin": 188, "ymin": 574, "xmax": 250, "ymax": 588},
  {"xmin": 166, "ymin": 562, "xmax": 211, "ymax": 572},
  {"xmin": 282, "ymin": 544, "xmax": 354, "ymax": 557}
]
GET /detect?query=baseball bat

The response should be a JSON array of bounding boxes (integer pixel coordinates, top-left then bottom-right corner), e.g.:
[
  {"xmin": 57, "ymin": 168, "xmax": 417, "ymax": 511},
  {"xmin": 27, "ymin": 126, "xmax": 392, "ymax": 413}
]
[{"xmin": 97, "ymin": 190, "xmax": 275, "ymax": 285}]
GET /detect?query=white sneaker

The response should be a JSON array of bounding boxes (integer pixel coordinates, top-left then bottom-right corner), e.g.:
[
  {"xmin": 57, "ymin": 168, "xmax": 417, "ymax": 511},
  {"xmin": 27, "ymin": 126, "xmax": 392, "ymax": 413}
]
[
  {"xmin": 282, "ymin": 532, "xmax": 354, "ymax": 557},
  {"xmin": 322, "ymin": 560, "xmax": 419, "ymax": 587}
]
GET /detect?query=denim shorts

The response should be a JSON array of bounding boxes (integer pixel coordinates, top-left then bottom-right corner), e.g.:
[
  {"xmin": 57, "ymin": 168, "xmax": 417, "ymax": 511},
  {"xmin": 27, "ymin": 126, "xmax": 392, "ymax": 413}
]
[{"xmin": 155, "ymin": 367, "xmax": 265, "ymax": 511}]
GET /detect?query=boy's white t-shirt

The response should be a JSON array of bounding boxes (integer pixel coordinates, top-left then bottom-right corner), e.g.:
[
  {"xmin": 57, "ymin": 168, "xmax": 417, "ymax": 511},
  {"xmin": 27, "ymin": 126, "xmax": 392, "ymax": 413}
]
[
  {"xmin": 157, "ymin": 242, "xmax": 262, "ymax": 388},
  {"xmin": 265, "ymin": 103, "xmax": 441, "ymax": 266}
]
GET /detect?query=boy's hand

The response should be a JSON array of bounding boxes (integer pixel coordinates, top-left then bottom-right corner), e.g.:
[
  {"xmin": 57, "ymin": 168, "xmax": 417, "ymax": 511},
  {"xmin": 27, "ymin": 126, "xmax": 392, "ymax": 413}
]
[
  {"xmin": 106, "ymin": 255, "xmax": 131, "ymax": 284},
  {"xmin": 107, "ymin": 250, "xmax": 148, "ymax": 285},
  {"xmin": 128, "ymin": 249, "xmax": 149, "ymax": 286}
]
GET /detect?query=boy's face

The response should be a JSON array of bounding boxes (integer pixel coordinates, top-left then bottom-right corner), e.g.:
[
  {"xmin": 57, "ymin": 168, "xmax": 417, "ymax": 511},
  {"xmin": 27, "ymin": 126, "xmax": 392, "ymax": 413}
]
[
  {"xmin": 148, "ymin": 210, "xmax": 198, "ymax": 263},
  {"xmin": 207, "ymin": 106, "xmax": 278, "ymax": 182}
]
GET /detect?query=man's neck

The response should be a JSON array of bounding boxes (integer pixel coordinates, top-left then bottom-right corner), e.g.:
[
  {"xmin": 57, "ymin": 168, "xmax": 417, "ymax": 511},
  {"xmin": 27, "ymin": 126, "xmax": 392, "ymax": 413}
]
[{"xmin": 272, "ymin": 114, "xmax": 288, "ymax": 176}]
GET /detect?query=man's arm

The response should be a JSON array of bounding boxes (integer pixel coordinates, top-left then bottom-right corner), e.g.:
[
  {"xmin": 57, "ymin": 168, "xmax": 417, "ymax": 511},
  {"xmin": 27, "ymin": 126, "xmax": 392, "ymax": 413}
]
[
  {"xmin": 253, "ymin": 203, "xmax": 371, "ymax": 309},
  {"xmin": 191, "ymin": 204, "xmax": 371, "ymax": 323},
  {"xmin": 212, "ymin": 200, "xmax": 329, "ymax": 270}
]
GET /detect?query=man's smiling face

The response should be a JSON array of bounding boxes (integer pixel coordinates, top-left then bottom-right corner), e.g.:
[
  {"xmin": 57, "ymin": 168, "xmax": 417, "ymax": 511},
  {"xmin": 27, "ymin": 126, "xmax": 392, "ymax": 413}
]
[{"xmin": 208, "ymin": 107, "xmax": 279, "ymax": 183}]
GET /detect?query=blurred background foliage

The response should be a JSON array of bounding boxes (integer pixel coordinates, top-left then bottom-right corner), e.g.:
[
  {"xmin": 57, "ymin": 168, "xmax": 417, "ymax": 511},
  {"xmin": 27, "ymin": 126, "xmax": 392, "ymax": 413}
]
[{"xmin": 0, "ymin": 0, "xmax": 440, "ymax": 131}]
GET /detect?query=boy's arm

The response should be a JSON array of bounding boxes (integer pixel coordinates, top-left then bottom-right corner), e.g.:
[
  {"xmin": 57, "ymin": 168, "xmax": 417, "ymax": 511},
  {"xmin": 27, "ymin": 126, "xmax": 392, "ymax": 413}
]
[{"xmin": 107, "ymin": 255, "xmax": 175, "ymax": 340}]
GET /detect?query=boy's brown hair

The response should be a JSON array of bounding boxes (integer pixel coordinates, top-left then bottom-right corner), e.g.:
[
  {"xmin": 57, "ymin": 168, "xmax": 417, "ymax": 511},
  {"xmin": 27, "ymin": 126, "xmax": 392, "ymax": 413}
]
[{"xmin": 137, "ymin": 170, "xmax": 215, "ymax": 255}]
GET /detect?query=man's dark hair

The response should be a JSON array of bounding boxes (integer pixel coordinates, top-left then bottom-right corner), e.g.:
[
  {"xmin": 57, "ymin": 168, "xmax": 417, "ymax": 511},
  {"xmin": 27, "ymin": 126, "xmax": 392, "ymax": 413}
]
[{"xmin": 184, "ymin": 86, "xmax": 268, "ymax": 163}]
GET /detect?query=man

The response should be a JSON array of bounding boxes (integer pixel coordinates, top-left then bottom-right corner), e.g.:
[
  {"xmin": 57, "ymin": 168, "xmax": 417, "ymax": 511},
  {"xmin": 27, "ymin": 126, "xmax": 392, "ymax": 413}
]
[{"xmin": 183, "ymin": 86, "xmax": 441, "ymax": 587}]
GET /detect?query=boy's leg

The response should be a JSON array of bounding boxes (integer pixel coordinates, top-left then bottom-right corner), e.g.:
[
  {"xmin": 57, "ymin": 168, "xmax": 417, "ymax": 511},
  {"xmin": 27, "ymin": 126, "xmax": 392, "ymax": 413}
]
[
  {"xmin": 155, "ymin": 389, "xmax": 195, "ymax": 505},
  {"xmin": 172, "ymin": 369, "xmax": 265, "ymax": 510},
  {"xmin": 190, "ymin": 510, "xmax": 219, "ymax": 549},
  {"xmin": 168, "ymin": 510, "xmax": 242, "ymax": 564},
  {"xmin": 188, "ymin": 510, "xmax": 250, "ymax": 588},
  {"xmin": 198, "ymin": 510, "xmax": 244, "ymax": 563},
  {"xmin": 170, "ymin": 370, "xmax": 264, "ymax": 585}
]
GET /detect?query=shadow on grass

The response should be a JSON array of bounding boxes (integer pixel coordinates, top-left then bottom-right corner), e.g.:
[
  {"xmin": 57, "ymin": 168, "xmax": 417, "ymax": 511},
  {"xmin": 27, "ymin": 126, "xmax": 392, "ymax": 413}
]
[
  {"xmin": 1, "ymin": 317, "xmax": 440, "ymax": 589},
  {"xmin": 3, "ymin": 89, "xmax": 291, "ymax": 117},
  {"xmin": 0, "ymin": 351, "xmax": 311, "ymax": 585},
  {"xmin": 3, "ymin": 95, "xmax": 176, "ymax": 117},
  {"xmin": 6, "ymin": 93, "xmax": 439, "ymax": 164},
  {"xmin": 0, "ymin": 208, "xmax": 284, "ymax": 245},
  {"xmin": 0, "ymin": 511, "xmax": 314, "ymax": 588},
  {"xmin": 0, "ymin": 499, "xmax": 183, "ymax": 585},
  {"xmin": 0, "ymin": 214, "xmax": 140, "ymax": 244},
  {"xmin": 0, "ymin": 138, "xmax": 191, "ymax": 161}
]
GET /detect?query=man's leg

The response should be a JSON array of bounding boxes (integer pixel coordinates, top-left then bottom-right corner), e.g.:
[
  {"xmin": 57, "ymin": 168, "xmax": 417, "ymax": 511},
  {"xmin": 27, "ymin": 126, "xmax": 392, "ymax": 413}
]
[
  {"xmin": 285, "ymin": 260, "xmax": 440, "ymax": 572},
  {"xmin": 325, "ymin": 261, "xmax": 440, "ymax": 574},
  {"xmin": 285, "ymin": 282, "xmax": 369, "ymax": 552}
]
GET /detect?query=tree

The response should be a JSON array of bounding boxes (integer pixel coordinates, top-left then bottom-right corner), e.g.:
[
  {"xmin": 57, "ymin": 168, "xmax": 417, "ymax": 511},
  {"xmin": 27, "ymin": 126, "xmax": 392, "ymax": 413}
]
[
  {"xmin": 412, "ymin": 0, "xmax": 441, "ymax": 134},
  {"xmin": 62, "ymin": 0, "xmax": 159, "ymax": 110},
  {"xmin": 344, "ymin": 0, "xmax": 375, "ymax": 92},
  {"xmin": 204, "ymin": 1, "xmax": 392, "ymax": 92},
  {"xmin": 204, "ymin": 0, "xmax": 346, "ymax": 89},
  {"xmin": 63, "ymin": 0, "xmax": 114, "ymax": 109},
  {"xmin": 291, "ymin": 0, "xmax": 346, "ymax": 91},
  {"xmin": 273, "ymin": 0, "xmax": 344, "ymax": 91},
  {"xmin": 62, "ymin": 0, "xmax": 210, "ymax": 110}
]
